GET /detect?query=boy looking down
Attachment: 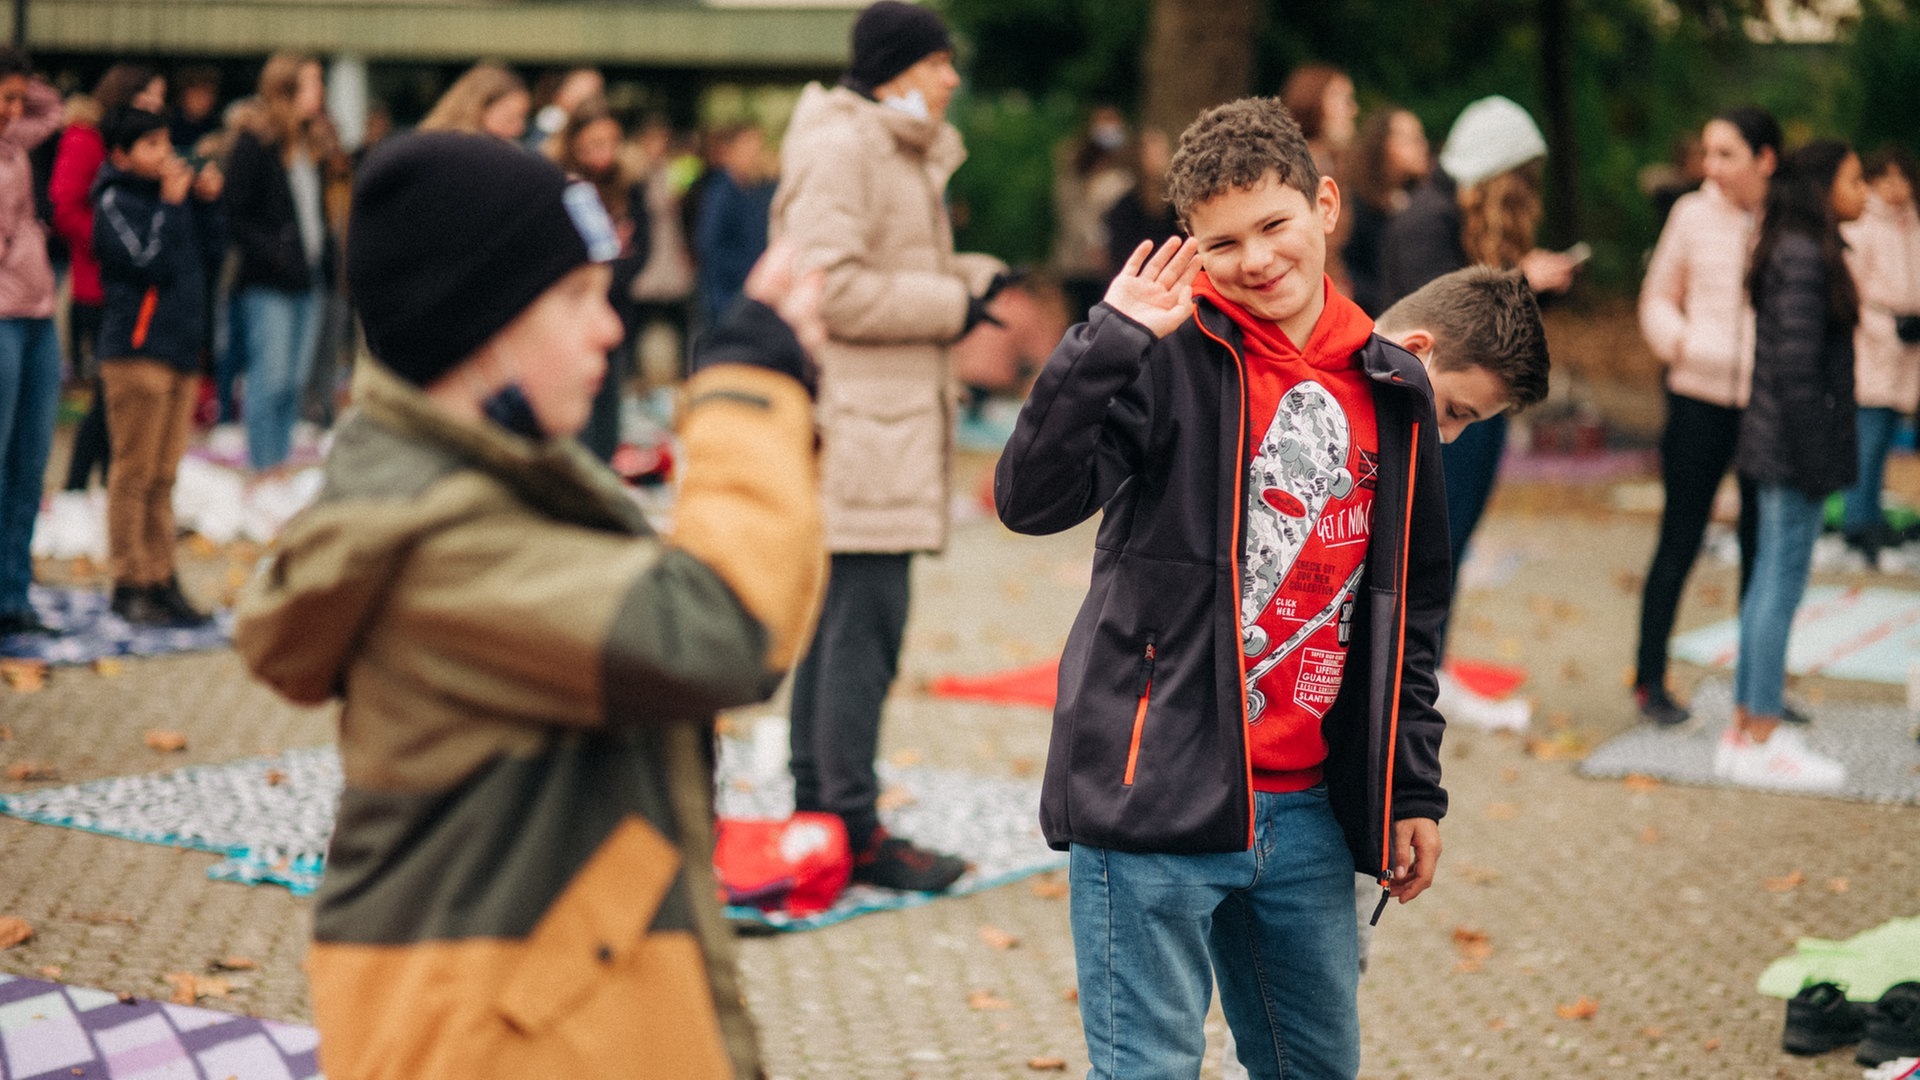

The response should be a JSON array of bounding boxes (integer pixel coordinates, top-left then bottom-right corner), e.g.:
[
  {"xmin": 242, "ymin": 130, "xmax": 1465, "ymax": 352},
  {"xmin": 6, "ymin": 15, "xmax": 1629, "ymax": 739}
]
[{"xmin": 994, "ymin": 97, "xmax": 1459, "ymax": 1079}]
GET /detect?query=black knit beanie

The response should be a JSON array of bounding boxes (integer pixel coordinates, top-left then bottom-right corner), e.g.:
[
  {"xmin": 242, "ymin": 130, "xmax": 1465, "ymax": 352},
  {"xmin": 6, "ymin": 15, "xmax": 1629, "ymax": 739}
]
[
  {"xmin": 346, "ymin": 131, "xmax": 618, "ymax": 386},
  {"xmin": 844, "ymin": 1, "xmax": 952, "ymax": 96}
]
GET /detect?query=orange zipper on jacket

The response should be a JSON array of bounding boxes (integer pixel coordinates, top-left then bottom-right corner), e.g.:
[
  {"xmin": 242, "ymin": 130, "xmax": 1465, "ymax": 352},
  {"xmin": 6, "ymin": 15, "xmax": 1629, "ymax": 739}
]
[
  {"xmin": 1379, "ymin": 421, "xmax": 1419, "ymax": 885},
  {"xmin": 131, "ymin": 287, "xmax": 159, "ymax": 349},
  {"xmin": 1123, "ymin": 644, "xmax": 1155, "ymax": 785},
  {"xmin": 1195, "ymin": 311, "xmax": 1257, "ymax": 848}
]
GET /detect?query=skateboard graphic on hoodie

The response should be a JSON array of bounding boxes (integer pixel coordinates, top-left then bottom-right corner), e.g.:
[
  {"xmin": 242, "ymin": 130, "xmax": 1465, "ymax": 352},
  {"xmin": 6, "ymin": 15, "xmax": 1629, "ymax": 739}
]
[{"xmin": 1240, "ymin": 381, "xmax": 1365, "ymax": 722}]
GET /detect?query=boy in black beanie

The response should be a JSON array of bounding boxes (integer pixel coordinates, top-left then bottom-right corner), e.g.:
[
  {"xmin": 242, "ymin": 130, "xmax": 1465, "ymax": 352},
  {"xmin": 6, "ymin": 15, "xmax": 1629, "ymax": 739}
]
[{"xmin": 234, "ymin": 131, "xmax": 826, "ymax": 1080}]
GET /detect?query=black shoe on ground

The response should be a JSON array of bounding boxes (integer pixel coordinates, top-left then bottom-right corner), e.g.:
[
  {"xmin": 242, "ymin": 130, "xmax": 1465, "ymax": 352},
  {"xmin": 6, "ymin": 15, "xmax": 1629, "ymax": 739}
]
[
  {"xmin": 0, "ymin": 608, "xmax": 61, "ymax": 637},
  {"xmin": 1783, "ymin": 981, "xmax": 1866, "ymax": 1055},
  {"xmin": 1858, "ymin": 981, "xmax": 1920, "ymax": 1066},
  {"xmin": 1634, "ymin": 685, "xmax": 1691, "ymax": 727},
  {"xmin": 1781, "ymin": 702, "xmax": 1813, "ymax": 726},
  {"xmin": 111, "ymin": 583, "xmax": 175, "ymax": 627},
  {"xmin": 1843, "ymin": 529, "xmax": 1883, "ymax": 566},
  {"xmin": 851, "ymin": 829, "xmax": 968, "ymax": 893},
  {"xmin": 150, "ymin": 578, "xmax": 212, "ymax": 628}
]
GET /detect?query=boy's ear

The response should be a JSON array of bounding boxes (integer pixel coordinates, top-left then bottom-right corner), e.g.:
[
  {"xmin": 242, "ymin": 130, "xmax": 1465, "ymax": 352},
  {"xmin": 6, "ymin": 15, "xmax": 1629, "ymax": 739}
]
[
  {"xmin": 1396, "ymin": 328, "xmax": 1435, "ymax": 359},
  {"xmin": 1316, "ymin": 175, "xmax": 1341, "ymax": 235}
]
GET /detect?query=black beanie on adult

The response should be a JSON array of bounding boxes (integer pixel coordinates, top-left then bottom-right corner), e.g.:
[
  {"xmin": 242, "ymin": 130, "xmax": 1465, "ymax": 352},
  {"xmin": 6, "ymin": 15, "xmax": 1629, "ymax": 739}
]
[
  {"xmin": 843, "ymin": 0, "xmax": 952, "ymax": 97},
  {"xmin": 347, "ymin": 131, "xmax": 615, "ymax": 387}
]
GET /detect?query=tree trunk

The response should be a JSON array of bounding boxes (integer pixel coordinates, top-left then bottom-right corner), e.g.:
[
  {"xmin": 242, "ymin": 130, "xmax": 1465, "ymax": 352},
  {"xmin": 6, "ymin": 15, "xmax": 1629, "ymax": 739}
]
[
  {"xmin": 1538, "ymin": 0, "xmax": 1581, "ymax": 247},
  {"xmin": 1141, "ymin": 0, "xmax": 1261, "ymax": 139}
]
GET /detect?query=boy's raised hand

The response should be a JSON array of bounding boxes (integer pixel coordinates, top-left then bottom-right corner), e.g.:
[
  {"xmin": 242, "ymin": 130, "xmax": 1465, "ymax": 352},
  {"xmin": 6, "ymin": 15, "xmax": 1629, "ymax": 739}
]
[{"xmin": 1103, "ymin": 236, "xmax": 1200, "ymax": 339}]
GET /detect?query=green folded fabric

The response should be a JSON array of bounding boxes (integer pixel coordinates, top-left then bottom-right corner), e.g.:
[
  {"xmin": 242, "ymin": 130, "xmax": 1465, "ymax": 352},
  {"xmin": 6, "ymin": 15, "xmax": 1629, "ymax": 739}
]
[{"xmin": 1758, "ymin": 915, "xmax": 1920, "ymax": 1001}]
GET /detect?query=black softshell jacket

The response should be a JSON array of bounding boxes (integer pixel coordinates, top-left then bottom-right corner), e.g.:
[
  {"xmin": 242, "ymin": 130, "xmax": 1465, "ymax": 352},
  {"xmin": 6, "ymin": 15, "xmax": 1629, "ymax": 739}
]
[{"xmin": 994, "ymin": 301, "xmax": 1451, "ymax": 886}]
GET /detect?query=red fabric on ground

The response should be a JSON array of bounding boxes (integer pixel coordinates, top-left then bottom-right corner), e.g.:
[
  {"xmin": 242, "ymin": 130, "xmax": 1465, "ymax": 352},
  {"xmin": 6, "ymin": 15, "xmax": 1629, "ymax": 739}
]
[{"xmin": 926, "ymin": 659, "xmax": 1060, "ymax": 707}]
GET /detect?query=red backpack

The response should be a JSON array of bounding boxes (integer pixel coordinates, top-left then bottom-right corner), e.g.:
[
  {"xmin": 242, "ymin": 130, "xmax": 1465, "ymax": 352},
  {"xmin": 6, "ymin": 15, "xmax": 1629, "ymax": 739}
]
[{"xmin": 713, "ymin": 813, "xmax": 851, "ymax": 916}]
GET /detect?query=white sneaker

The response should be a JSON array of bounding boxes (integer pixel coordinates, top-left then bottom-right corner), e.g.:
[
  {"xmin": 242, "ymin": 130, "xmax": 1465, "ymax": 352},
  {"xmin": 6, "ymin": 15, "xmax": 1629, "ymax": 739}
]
[{"xmin": 1712, "ymin": 726, "xmax": 1845, "ymax": 792}]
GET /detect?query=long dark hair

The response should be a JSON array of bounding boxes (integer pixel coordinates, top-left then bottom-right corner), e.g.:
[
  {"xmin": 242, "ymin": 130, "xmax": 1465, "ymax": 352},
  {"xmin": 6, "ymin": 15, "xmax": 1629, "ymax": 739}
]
[{"xmin": 1748, "ymin": 139, "xmax": 1859, "ymax": 329}]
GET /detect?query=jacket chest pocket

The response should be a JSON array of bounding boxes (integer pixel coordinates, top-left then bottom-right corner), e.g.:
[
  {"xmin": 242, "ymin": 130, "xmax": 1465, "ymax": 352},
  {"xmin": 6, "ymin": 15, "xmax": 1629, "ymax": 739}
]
[{"xmin": 494, "ymin": 815, "xmax": 682, "ymax": 1035}]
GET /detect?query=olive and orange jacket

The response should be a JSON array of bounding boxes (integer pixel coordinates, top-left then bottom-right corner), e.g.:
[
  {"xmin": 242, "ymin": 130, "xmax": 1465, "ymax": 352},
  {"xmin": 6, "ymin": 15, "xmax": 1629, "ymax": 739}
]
[
  {"xmin": 233, "ymin": 331, "xmax": 824, "ymax": 1080},
  {"xmin": 994, "ymin": 301, "xmax": 1450, "ymax": 889}
]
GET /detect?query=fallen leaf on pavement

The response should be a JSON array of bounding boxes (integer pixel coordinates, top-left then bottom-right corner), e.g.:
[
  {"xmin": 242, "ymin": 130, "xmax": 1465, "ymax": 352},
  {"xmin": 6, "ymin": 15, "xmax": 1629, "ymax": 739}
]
[
  {"xmin": 1523, "ymin": 731, "xmax": 1591, "ymax": 761},
  {"xmin": 1030, "ymin": 875, "xmax": 1068, "ymax": 901},
  {"xmin": 1455, "ymin": 864, "xmax": 1502, "ymax": 885},
  {"xmin": 1452, "ymin": 926, "xmax": 1494, "ymax": 972},
  {"xmin": 1827, "ymin": 877, "xmax": 1850, "ymax": 894},
  {"xmin": 1555, "ymin": 996, "xmax": 1599, "ymax": 1020},
  {"xmin": 115, "ymin": 991, "xmax": 135, "ymax": 1005},
  {"xmin": 164, "ymin": 972, "xmax": 231, "ymax": 1004},
  {"xmin": 968, "ymin": 990, "xmax": 1011, "ymax": 1011},
  {"xmin": 1027, "ymin": 1058, "xmax": 1067, "ymax": 1071},
  {"xmin": 1, "ymin": 658, "xmax": 47, "ymax": 692},
  {"xmin": 1702, "ymin": 1037, "xmax": 1721, "ymax": 1051},
  {"xmin": 1622, "ymin": 774, "xmax": 1661, "ymax": 792},
  {"xmin": 1763, "ymin": 870, "xmax": 1805, "ymax": 893},
  {"xmin": 92, "ymin": 657, "xmax": 125, "ymax": 677},
  {"xmin": 876, "ymin": 785, "xmax": 917, "ymax": 812},
  {"xmin": 188, "ymin": 535, "xmax": 219, "ymax": 557},
  {"xmin": 4, "ymin": 761, "xmax": 58, "ymax": 782},
  {"xmin": 1500, "ymin": 767, "xmax": 1520, "ymax": 783},
  {"xmin": 1642, "ymin": 1026, "xmax": 1665, "ymax": 1040},
  {"xmin": 887, "ymin": 749, "xmax": 923, "ymax": 767},
  {"xmin": 979, "ymin": 925, "xmax": 1019, "ymax": 951},
  {"xmin": 1640, "ymin": 826, "xmax": 1662, "ymax": 845},
  {"xmin": 1060, "ymin": 987, "xmax": 1078, "ymax": 1003},
  {"xmin": 0, "ymin": 724, "xmax": 10, "ymax": 741},
  {"xmin": 143, "ymin": 730, "xmax": 189, "ymax": 753},
  {"xmin": 1486, "ymin": 1017, "xmax": 1508, "ymax": 1031},
  {"xmin": 1008, "ymin": 756, "xmax": 1038, "ymax": 777},
  {"xmin": 0, "ymin": 916, "xmax": 33, "ymax": 948},
  {"xmin": 263, "ymin": 769, "xmax": 287, "ymax": 787},
  {"xmin": 1485, "ymin": 802, "xmax": 1520, "ymax": 821},
  {"xmin": 211, "ymin": 956, "xmax": 257, "ymax": 971},
  {"xmin": 37, "ymin": 965, "xmax": 60, "ymax": 979}
]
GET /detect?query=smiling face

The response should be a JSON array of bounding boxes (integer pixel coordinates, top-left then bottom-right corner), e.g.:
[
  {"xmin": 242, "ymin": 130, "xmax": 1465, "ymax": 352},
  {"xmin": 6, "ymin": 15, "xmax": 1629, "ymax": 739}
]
[
  {"xmin": 1186, "ymin": 171, "xmax": 1338, "ymax": 344},
  {"xmin": 488, "ymin": 264, "xmax": 622, "ymax": 438}
]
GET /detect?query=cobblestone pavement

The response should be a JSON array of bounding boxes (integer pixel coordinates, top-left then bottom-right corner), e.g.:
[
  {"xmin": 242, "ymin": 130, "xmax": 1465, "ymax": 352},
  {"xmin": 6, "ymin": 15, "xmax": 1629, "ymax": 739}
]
[{"xmin": 3, "ymin": 449, "xmax": 1916, "ymax": 1080}]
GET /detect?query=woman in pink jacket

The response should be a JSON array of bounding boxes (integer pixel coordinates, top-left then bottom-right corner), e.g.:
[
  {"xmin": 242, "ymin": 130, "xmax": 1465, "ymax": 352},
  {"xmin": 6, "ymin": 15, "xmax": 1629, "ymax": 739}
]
[
  {"xmin": 1838, "ymin": 147, "xmax": 1920, "ymax": 563},
  {"xmin": 1632, "ymin": 106, "xmax": 1780, "ymax": 727},
  {"xmin": 0, "ymin": 48, "xmax": 65, "ymax": 636}
]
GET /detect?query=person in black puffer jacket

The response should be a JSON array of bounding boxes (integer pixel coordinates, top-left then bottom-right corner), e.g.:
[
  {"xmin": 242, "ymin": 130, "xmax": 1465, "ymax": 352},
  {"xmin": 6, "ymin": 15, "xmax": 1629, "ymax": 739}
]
[{"xmin": 1717, "ymin": 140, "xmax": 1868, "ymax": 792}]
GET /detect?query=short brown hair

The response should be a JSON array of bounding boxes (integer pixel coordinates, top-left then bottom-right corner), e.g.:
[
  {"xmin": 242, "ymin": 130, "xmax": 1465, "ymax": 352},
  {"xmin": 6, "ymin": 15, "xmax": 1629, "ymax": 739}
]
[
  {"xmin": 1165, "ymin": 97, "xmax": 1319, "ymax": 227},
  {"xmin": 1375, "ymin": 266, "xmax": 1550, "ymax": 409}
]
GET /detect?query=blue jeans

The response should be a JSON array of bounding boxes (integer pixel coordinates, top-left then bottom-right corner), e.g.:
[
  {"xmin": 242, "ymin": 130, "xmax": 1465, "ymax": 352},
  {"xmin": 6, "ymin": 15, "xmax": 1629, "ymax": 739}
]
[
  {"xmin": 0, "ymin": 318, "xmax": 61, "ymax": 614},
  {"xmin": 1841, "ymin": 406, "xmax": 1902, "ymax": 536},
  {"xmin": 1735, "ymin": 483, "xmax": 1825, "ymax": 717},
  {"xmin": 1070, "ymin": 787, "xmax": 1361, "ymax": 1080},
  {"xmin": 239, "ymin": 285, "xmax": 324, "ymax": 470}
]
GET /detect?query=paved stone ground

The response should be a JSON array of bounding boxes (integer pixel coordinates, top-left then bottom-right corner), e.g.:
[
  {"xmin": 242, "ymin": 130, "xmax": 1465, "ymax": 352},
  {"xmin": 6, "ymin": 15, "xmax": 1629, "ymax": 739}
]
[{"xmin": 4, "ymin": 431, "xmax": 1917, "ymax": 1079}]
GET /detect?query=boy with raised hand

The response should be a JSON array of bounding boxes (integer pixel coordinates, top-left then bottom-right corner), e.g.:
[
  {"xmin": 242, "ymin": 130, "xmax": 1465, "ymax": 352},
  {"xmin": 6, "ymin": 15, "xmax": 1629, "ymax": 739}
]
[
  {"xmin": 995, "ymin": 97, "xmax": 1451, "ymax": 1079},
  {"xmin": 92, "ymin": 106, "xmax": 226, "ymax": 627},
  {"xmin": 234, "ymin": 131, "xmax": 825, "ymax": 1080}
]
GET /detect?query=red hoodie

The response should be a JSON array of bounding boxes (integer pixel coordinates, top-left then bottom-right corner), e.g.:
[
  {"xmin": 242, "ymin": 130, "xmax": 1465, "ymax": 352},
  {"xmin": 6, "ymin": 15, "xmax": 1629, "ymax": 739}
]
[{"xmin": 1193, "ymin": 272, "xmax": 1379, "ymax": 792}]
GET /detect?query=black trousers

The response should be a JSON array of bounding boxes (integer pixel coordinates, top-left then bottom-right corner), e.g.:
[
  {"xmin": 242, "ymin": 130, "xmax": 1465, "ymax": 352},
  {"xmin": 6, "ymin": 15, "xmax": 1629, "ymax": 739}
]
[
  {"xmin": 1635, "ymin": 390, "xmax": 1758, "ymax": 690},
  {"xmin": 789, "ymin": 552, "xmax": 912, "ymax": 847}
]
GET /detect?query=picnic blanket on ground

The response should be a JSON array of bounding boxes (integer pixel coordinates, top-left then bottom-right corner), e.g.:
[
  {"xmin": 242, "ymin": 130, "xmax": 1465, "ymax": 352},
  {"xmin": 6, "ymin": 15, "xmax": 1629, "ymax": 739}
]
[
  {"xmin": 0, "ymin": 733, "xmax": 1062, "ymax": 931},
  {"xmin": 1578, "ymin": 678, "xmax": 1920, "ymax": 804},
  {"xmin": 0, "ymin": 587, "xmax": 230, "ymax": 665},
  {"xmin": 1667, "ymin": 585, "xmax": 1920, "ymax": 686},
  {"xmin": 0, "ymin": 974, "xmax": 319, "ymax": 1079}
]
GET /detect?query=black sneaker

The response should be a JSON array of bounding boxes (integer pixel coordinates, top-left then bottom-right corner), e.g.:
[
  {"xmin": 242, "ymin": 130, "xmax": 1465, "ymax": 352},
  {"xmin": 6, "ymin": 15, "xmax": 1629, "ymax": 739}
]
[
  {"xmin": 1634, "ymin": 685, "xmax": 1691, "ymax": 727},
  {"xmin": 1783, "ymin": 981, "xmax": 1865, "ymax": 1055},
  {"xmin": 1844, "ymin": 529, "xmax": 1883, "ymax": 566},
  {"xmin": 851, "ymin": 830, "xmax": 968, "ymax": 892},
  {"xmin": 1858, "ymin": 981, "xmax": 1920, "ymax": 1066},
  {"xmin": 0, "ymin": 609, "xmax": 60, "ymax": 637},
  {"xmin": 150, "ymin": 578, "xmax": 212, "ymax": 629},
  {"xmin": 110, "ymin": 584, "xmax": 175, "ymax": 627},
  {"xmin": 1781, "ymin": 702, "xmax": 1813, "ymax": 726}
]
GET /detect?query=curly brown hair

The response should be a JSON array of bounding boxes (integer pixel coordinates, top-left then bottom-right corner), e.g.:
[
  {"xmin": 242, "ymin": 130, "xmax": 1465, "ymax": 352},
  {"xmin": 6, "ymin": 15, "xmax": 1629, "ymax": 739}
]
[{"xmin": 1165, "ymin": 97, "xmax": 1319, "ymax": 227}]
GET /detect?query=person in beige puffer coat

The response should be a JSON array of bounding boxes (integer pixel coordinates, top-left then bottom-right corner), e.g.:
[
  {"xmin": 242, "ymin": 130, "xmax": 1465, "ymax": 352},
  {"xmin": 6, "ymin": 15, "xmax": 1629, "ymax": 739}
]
[
  {"xmin": 1839, "ymin": 147, "xmax": 1920, "ymax": 560},
  {"xmin": 769, "ymin": 0, "xmax": 1007, "ymax": 892}
]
